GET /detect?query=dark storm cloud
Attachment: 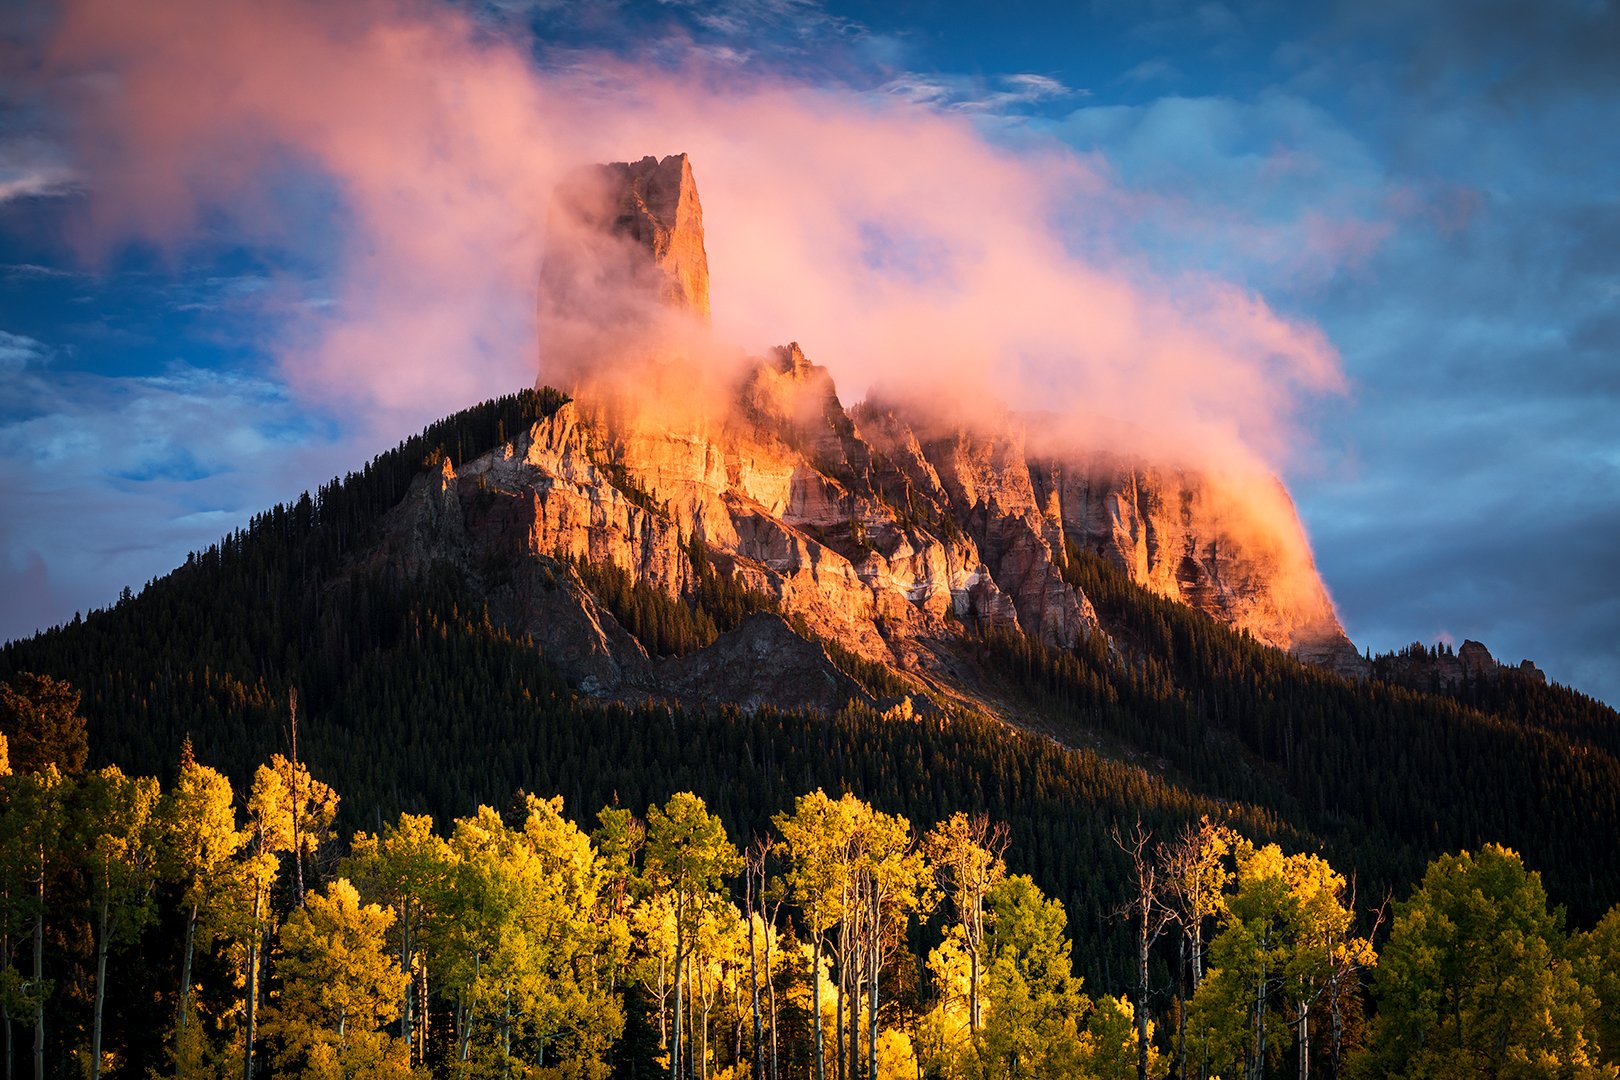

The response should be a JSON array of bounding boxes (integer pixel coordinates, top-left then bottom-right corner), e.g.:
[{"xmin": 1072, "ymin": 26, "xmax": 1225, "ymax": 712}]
[
  {"xmin": 1048, "ymin": 2, "xmax": 1620, "ymax": 704},
  {"xmin": 0, "ymin": 357, "xmax": 355, "ymax": 644},
  {"xmin": 1340, "ymin": 0, "xmax": 1620, "ymax": 104}
]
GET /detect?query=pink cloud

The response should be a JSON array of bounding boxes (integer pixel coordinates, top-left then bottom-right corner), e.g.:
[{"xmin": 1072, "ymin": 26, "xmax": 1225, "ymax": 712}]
[{"xmin": 48, "ymin": 0, "xmax": 1345, "ymax": 479}]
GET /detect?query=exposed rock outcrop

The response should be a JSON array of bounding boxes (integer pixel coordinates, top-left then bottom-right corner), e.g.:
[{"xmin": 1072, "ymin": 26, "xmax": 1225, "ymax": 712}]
[
  {"xmin": 1375, "ymin": 638, "xmax": 1548, "ymax": 692},
  {"xmin": 540, "ymin": 152, "xmax": 709, "ymax": 322},
  {"xmin": 372, "ymin": 150, "xmax": 1372, "ymax": 713},
  {"xmin": 1032, "ymin": 451, "xmax": 1367, "ymax": 677}
]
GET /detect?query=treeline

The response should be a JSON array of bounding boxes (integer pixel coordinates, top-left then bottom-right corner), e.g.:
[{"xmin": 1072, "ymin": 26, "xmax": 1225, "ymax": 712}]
[
  {"xmin": 0, "ymin": 607, "xmax": 1292, "ymax": 998},
  {"xmin": 1, "ymin": 385, "xmax": 1616, "ymax": 999},
  {"xmin": 980, "ymin": 545, "xmax": 1620, "ymax": 922},
  {"xmin": 3, "ymin": 683, "xmax": 1618, "ymax": 1079}
]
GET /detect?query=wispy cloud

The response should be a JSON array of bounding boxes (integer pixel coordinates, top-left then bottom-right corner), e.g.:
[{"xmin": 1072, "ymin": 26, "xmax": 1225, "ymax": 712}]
[
  {"xmin": 0, "ymin": 163, "xmax": 77, "ymax": 203},
  {"xmin": 0, "ymin": 329, "xmax": 50, "ymax": 373},
  {"xmin": 880, "ymin": 71, "xmax": 1084, "ymax": 113}
]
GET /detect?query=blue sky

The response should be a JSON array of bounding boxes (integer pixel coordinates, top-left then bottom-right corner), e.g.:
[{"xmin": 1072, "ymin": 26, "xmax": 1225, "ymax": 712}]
[{"xmin": 1, "ymin": 0, "xmax": 1616, "ymax": 704}]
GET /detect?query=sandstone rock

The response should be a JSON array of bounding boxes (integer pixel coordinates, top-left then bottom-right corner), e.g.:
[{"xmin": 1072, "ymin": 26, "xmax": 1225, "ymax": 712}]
[
  {"xmin": 540, "ymin": 152, "xmax": 710, "ymax": 322},
  {"xmin": 373, "ymin": 151, "xmax": 1381, "ymax": 713},
  {"xmin": 1033, "ymin": 450, "xmax": 1365, "ymax": 674}
]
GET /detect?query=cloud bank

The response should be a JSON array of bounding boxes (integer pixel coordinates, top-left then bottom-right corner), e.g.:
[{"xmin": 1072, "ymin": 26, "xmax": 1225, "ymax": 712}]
[{"xmin": 48, "ymin": 0, "xmax": 1345, "ymax": 478}]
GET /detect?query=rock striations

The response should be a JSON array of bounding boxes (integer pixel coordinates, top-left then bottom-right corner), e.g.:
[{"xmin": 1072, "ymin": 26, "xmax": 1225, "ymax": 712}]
[{"xmin": 381, "ymin": 152, "xmax": 1368, "ymax": 710}]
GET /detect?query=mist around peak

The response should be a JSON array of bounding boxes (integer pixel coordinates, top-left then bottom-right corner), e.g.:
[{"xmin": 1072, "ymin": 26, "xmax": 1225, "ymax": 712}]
[{"xmin": 46, "ymin": 0, "xmax": 1343, "ymax": 468}]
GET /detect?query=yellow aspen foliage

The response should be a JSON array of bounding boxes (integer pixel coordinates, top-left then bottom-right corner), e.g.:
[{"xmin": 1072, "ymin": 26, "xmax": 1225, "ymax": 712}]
[{"xmin": 265, "ymin": 877, "xmax": 412, "ymax": 1078}]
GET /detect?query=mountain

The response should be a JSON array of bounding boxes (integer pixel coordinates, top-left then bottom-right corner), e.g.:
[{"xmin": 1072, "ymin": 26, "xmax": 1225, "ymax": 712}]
[
  {"xmin": 430, "ymin": 151, "xmax": 1367, "ymax": 714},
  {"xmin": 3, "ymin": 152, "xmax": 1617, "ymax": 958}
]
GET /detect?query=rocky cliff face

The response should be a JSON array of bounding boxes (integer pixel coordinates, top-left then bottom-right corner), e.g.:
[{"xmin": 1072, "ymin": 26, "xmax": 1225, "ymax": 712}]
[
  {"xmin": 1032, "ymin": 451, "xmax": 1367, "ymax": 677},
  {"xmin": 539, "ymin": 152, "xmax": 709, "ymax": 325},
  {"xmin": 377, "ymin": 151, "xmax": 1366, "ymax": 708}
]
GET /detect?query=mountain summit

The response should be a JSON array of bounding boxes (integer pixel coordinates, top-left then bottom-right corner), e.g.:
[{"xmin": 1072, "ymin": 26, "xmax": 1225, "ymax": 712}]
[
  {"xmin": 540, "ymin": 152, "xmax": 710, "ymax": 329},
  {"xmin": 380, "ymin": 153, "xmax": 1373, "ymax": 712}
]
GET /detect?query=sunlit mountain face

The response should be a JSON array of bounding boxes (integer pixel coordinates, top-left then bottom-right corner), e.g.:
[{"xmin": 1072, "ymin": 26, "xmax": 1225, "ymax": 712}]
[{"xmin": 3, "ymin": 0, "xmax": 1615, "ymax": 704}]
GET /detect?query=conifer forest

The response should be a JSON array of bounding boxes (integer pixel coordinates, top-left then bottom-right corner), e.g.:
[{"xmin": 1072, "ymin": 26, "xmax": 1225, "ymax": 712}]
[{"xmin": 2, "ymin": 391, "xmax": 1617, "ymax": 1079}]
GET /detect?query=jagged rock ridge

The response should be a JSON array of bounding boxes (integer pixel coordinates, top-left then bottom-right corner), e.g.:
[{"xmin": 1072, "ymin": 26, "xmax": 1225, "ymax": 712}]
[
  {"xmin": 1375, "ymin": 639, "xmax": 1548, "ymax": 693},
  {"xmin": 380, "ymin": 151, "xmax": 1368, "ymax": 709},
  {"xmin": 540, "ymin": 152, "xmax": 710, "ymax": 326}
]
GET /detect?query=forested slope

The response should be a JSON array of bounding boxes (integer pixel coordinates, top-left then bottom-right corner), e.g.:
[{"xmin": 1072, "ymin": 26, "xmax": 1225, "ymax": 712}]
[{"xmin": 2, "ymin": 386, "xmax": 1616, "ymax": 950}]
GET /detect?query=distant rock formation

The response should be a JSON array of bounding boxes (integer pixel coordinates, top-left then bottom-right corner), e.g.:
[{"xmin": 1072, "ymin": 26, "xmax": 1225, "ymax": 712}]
[{"xmin": 1376, "ymin": 638, "xmax": 1548, "ymax": 692}]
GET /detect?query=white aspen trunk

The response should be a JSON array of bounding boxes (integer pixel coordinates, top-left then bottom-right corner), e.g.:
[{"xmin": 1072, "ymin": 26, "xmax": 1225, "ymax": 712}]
[
  {"xmin": 1297, "ymin": 1002, "xmax": 1309, "ymax": 1080},
  {"xmin": 835, "ymin": 927, "xmax": 847, "ymax": 1080},
  {"xmin": 32, "ymin": 865, "xmax": 43, "ymax": 1080},
  {"xmin": 748, "ymin": 903, "xmax": 764, "ymax": 1080},
  {"xmin": 657, "ymin": 951, "xmax": 670, "ymax": 1055},
  {"xmin": 1137, "ymin": 917, "xmax": 1151, "ymax": 1080},
  {"xmin": 767, "ymin": 917, "xmax": 780, "ymax": 1080},
  {"xmin": 1192, "ymin": 922, "xmax": 1204, "ymax": 991},
  {"xmin": 1176, "ymin": 933, "xmax": 1188, "ymax": 1080},
  {"xmin": 1251, "ymin": 963, "xmax": 1267, "ymax": 1080},
  {"xmin": 417, "ymin": 963, "xmax": 429, "ymax": 1065},
  {"xmin": 969, "ymin": 891, "xmax": 983, "ymax": 1033},
  {"xmin": 811, "ymin": 935, "xmax": 825, "ymax": 1080},
  {"xmin": 241, "ymin": 898, "xmax": 259, "ymax": 1080},
  {"xmin": 177, "ymin": 901, "xmax": 197, "ymax": 1068},
  {"xmin": 867, "ymin": 890, "xmax": 879, "ymax": 1080},
  {"xmin": 701, "ymin": 986, "xmax": 711, "ymax": 1080},
  {"xmin": 462, "ymin": 951, "xmax": 480, "ymax": 1064},
  {"xmin": 91, "ymin": 891, "xmax": 109, "ymax": 1080},
  {"xmin": 849, "ymin": 947, "xmax": 860, "ymax": 1080},
  {"xmin": 671, "ymin": 909, "xmax": 684, "ymax": 1080},
  {"xmin": 1329, "ymin": 985, "xmax": 1343, "ymax": 1080}
]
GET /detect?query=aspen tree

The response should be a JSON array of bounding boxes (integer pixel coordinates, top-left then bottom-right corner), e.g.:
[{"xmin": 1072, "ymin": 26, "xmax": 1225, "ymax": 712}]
[
  {"xmin": 344, "ymin": 814, "xmax": 449, "ymax": 1066},
  {"xmin": 264, "ymin": 877, "xmax": 411, "ymax": 1078},
  {"xmin": 159, "ymin": 741, "xmax": 245, "ymax": 1075},
  {"xmin": 1278, "ymin": 853, "xmax": 1374, "ymax": 1080},
  {"xmin": 774, "ymin": 791, "xmax": 856, "ymax": 1080},
  {"xmin": 923, "ymin": 812, "xmax": 1008, "ymax": 1034},
  {"xmin": 75, "ymin": 766, "xmax": 161, "ymax": 1080},
  {"xmin": 1570, "ymin": 905, "xmax": 1620, "ymax": 1069},
  {"xmin": 1113, "ymin": 821, "xmax": 1174, "ymax": 1080},
  {"xmin": 976, "ymin": 874, "xmax": 1089, "ymax": 1079},
  {"xmin": 644, "ymin": 793, "xmax": 738, "ymax": 1080},
  {"xmin": 1157, "ymin": 817, "xmax": 1233, "ymax": 1080},
  {"xmin": 0, "ymin": 764, "xmax": 67, "ymax": 1080},
  {"xmin": 1362, "ymin": 845, "xmax": 1609, "ymax": 1077}
]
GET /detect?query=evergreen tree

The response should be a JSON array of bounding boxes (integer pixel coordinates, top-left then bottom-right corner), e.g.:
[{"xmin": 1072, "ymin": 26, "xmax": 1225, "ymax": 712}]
[{"xmin": 0, "ymin": 675, "xmax": 88, "ymax": 777}]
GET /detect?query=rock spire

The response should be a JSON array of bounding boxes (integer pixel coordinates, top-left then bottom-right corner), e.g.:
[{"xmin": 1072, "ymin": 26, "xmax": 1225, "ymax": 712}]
[{"xmin": 540, "ymin": 152, "xmax": 710, "ymax": 324}]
